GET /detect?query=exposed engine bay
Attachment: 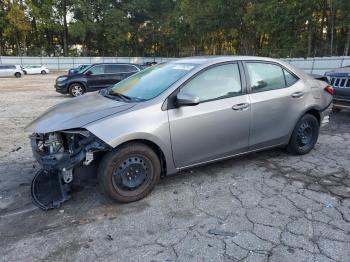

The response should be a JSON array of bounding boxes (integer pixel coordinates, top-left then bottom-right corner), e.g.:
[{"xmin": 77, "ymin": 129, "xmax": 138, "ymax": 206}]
[{"xmin": 30, "ymin": 129, "xmax": 109, "ymax": 210}]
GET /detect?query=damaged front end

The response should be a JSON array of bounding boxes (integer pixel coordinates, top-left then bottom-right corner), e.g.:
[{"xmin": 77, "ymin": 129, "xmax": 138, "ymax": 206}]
[{"xmin": 30, "ymin": 129, "xmax": 109, "ymax": 210}]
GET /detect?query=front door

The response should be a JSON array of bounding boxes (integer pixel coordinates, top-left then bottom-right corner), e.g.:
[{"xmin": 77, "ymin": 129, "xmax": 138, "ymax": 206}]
[
  {"xmin": 244, "ymin": 61, "xmax": 304, "ymax": 149},
  {"xmin": 167, "ymin": 63, "xmax": 250, "ymax": 168},
  {"xmin": 86, "ymin": 64, "xmax": 108, "ymax": 91}
]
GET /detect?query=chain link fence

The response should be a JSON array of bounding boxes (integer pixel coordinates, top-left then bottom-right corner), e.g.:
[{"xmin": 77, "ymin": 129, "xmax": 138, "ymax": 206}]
[{"xmin": 0, "ymin": 56, "xmax": 349, "ymax": 75}]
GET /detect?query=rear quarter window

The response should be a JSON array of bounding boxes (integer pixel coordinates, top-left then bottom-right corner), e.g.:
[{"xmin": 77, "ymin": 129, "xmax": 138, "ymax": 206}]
[
  {"xmin": 121, "ymin": 65, "xmax": 139, "ymax": 73},
  {"xmin": 284, "ymin": 70, "xmax": 299, "ymax": 86}
]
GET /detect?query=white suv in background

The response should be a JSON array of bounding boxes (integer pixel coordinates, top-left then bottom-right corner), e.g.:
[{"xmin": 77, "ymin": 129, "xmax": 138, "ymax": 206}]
[
  {"xmin": 0, "ymin": 65, "xmax": 23, "ymax": 78},
  {"xmin": 23, "ymin": 65, "xmax": 50, "ymax": 75}
]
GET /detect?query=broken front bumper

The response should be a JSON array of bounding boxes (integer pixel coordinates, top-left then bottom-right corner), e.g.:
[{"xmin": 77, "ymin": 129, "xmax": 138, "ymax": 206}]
[{"xmin": 30, "ymin": 130, "xmax": 109, "ymax": 210}]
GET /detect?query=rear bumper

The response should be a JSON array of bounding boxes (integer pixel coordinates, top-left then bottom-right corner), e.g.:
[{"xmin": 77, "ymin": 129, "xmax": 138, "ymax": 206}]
[{"xmin": 320, "ymin": 102, "xmax": 333, "ymax": 127}]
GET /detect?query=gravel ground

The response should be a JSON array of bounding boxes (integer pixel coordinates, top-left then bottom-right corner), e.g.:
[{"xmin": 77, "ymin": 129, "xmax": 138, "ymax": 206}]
[{"xmin": 0, "ymin": 74, "xmax": 349, "ymax": 262}]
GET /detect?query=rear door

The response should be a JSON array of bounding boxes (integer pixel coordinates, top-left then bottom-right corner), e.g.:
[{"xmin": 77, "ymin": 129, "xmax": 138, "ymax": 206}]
[
  {"xmin": 243, "ymin": 61, "xmax": 303, "ymax": 149},
  {"xmin": 0, "ymin": 65, "xmax": 6, "ymax": 76},
  {"xmin": 168, "ymin": 62, "xmax": 250, "ymax": 168},
  {"xmin": 120, "ymin": 65, "xmax": 140, "ymax": 79},
  {"xmin": 104, "ymin": 64, "xmax": 125, "ymax": 86},
  {"xmin": 33, "ymin": 66, "xmax": 41, "ymax": 74},
  {"xmin": 85, "ymin": 64, "xmax": 108, "ymax": 91},
  {"xmin": 3, "ymin": 65, "xmax": 14, "ymax": 76},
  {"xmin": 105, "ymin": 64, "xmax": 140, "ymax": 86}
]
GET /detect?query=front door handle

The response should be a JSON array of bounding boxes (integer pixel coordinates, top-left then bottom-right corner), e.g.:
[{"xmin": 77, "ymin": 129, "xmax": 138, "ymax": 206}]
[
  {"xmin": 291, "ymin": 92, "xmax": 304, "ymax": 98},
  {"xmin": 232, "ymin": 103, "xmax": 250, "ymax": 110}
]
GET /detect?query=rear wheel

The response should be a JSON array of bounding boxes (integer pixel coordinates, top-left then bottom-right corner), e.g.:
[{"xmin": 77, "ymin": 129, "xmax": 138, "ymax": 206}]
[
  {"xmin": 69, "ymin": 83, "xmax": 85, "ymax": 97},
  {"xmin": 14, "ymin": 72, "xmax": 21, "ymax": 78},
  {"xmin": 41, "ymin": 70, "xmax": 47, "ymax": 75},
  {"xmin": 287, "ymin": 114, "xmax": 319, "ymax": 155},
  {"xmin": 98, "ymin": 143, "xmax": 161, "ymax": 203}
]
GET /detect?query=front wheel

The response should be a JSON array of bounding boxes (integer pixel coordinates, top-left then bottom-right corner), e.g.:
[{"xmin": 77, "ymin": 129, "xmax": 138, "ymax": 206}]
[
  {"xmin": 287, "ymin": 114, "xmax": 319, "ymax": 155},
  {"xmin": 98, "ymin": 143, "xmax": 161, "ymax": 203},
  {"xmin": 14, "ymin": 72, "xmax": 21, "ymax": 78},
  {"xmin": 41, "ymin": 70, "xmax": 47, "ymax": 75},
  {"xmin": 69, "ymin": 83, "xmax": 85, "ymax": 97}
]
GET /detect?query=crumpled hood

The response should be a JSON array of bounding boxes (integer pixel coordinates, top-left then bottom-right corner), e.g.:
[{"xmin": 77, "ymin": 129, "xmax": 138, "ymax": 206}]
[{"xmin": 25, "ymin": 92, "xmax": 135, "ymax": 133}]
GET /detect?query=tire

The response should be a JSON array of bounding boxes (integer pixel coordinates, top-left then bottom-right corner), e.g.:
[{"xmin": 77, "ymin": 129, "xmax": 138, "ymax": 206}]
[
  {"xmin": 14, "ymin": 72, "xmax": 21, "ymax": 78},
  {"xmin": 287, "ymin": 114, "xmax": 319, "ymax": 155},
  {"xmin": 69, "ymin": 83, "xmax": 85, "ymax": 97},
  {"xmin": 23, "ymin": 71, "xmax": 27, "ymax": 75},
  {"xmin": 98, "ymin": 142, "xmax": 161, "ymax": 203},
  {"xmin": 41, "ymin": 70, "xmax": 47, "ymax": 75}
]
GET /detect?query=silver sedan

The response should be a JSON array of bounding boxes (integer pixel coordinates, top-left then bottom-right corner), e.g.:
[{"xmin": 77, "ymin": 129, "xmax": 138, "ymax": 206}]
[{"xmin": 26, "ymin": 56, "xmax": 333, "ymax": 207}]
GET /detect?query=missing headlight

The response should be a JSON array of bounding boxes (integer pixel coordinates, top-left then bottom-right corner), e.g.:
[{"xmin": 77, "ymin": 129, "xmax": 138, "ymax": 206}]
[{"xmin": 30, "ymin": 129, "xmax": 110, "ymax": 210}]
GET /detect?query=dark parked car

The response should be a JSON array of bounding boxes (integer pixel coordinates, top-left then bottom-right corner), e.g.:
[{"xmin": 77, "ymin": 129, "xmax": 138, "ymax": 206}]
[
  {"xmin": 68, "ymin": 64, "xmax": 91, "ymax": 75},
  {"xmin": 56, "ymin": 63, "xmax": 141, "ymax": 96},
  {"xmin": 140, "ymin": 61, "xmax": 158, "ymax": 69},
  {"xmin": 325, "ymin": 65, "xmax": 350, "ymax": 110}
]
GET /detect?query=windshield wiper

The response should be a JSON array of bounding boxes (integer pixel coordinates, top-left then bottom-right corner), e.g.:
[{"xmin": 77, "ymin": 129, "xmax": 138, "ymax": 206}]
[
  {"xmin": 99, "ymin": 88, "xmax": 127, "ymax": 101},
  {"xmin": 109, "ymin": 92, "xmax": 132, "ymax": 101}
]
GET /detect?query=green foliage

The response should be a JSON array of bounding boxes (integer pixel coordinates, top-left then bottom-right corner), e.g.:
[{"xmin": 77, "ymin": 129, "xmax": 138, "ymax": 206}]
[{"xmin": 0, "ymin": 0, "xmax": 349, "ymax": 57}]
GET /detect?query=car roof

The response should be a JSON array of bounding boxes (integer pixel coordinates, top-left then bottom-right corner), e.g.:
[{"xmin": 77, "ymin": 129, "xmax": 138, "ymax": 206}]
[
  {"xmin": 90, "ymin": 63, "xmax": 140, "ymax": 67},
  {"xmin": 171, "ymin": 56, "xmax": 282, "ymax": 65}
]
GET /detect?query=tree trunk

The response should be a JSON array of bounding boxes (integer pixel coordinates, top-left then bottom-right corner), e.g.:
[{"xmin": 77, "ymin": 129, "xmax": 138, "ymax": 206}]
[
  {"xmin": 307, "ymin": 28, "xmax": 312, "ymax": 57},
  {"xmin": 329, "ymin": 0, "xmax": 336, "ymax": 56},
  {"xmin": 0, "ymin": 33, "xmax": 3, "ymax": 56},
  {"xmin": 32, "ymin": 16, "xmax": 39, "ymax": 55},
  {"xmin": 63, "ymin": 0, "xmax": 68, "ymax": 56},
  {"xmin": 344, "ymin": 22, "xmax": 350, "ymax": 56}
]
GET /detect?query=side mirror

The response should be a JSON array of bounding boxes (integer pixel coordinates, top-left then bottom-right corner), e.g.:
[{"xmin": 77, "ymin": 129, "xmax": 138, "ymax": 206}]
[
  {"xmin": 85, "ymin": 70, "xmax": 92, "ymax": 76},
  {"xmin": 176, "ymin": 92, "xmax": 200, "ymax": 107}
]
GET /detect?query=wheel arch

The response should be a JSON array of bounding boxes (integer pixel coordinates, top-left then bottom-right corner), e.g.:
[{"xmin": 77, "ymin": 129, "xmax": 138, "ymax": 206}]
[
  {"xmin": 287, "ymin": 105, "xmax": 322, "ymax": 142},
  {"xmin": 68, "ymin": 81, "xmax": 87, "ymax": 90},
  {"xmin": 111, "ymin": 139, "xmax": 168, "ymax": 176},
  {"xmin": 304, "ymin": 108, "xmax": 321, "ymax": 124}
]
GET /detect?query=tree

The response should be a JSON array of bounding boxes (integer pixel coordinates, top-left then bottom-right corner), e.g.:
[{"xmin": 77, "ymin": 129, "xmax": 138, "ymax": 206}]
[
  {"xmin": 4, "ymin": 2, "xmax": 31, "ymax": 55},
  {"xmin": 1, "ymin": 0, "xmax": 350, "ymax": 57}
]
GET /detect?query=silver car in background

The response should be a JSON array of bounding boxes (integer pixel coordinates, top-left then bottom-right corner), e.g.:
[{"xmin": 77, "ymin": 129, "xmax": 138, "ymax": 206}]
[
  {"xmin": 0, "ymin": 64, "xmax": 23, "ymax": 77},
  {"xmin": 26, "ymin": 56, "xmax": 333, "ymax": 208}
]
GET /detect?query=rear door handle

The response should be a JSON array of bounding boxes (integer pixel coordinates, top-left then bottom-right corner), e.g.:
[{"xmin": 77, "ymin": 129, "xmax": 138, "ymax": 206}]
[
  {"xmin": 232, "ymin": 103, "xmax": 250, "ymax": 110},
  {"xmin": 291, "ymin": 92, "xmax": 304, "ymax": 98}
]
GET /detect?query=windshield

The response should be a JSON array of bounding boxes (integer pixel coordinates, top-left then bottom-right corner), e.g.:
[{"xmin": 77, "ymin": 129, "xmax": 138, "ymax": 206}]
[
  {"xmin": 78, "ymin": 65, "xmax": 90, "ymax": 74},
  {"xmin": 108, "ymin": 63, "xmax": 196, "ymax": 101}
]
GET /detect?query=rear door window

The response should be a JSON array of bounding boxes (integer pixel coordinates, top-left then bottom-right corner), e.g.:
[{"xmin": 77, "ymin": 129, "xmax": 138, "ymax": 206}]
[
  {"xmin": 105, "ymin": 64, "xmax": 121, "ymax": 74},
  {"xmin": 120, "ymin": 65, "xmax": 139, "ymax": 73},
  {"xmin": 246, "ymin": 62, "xmax": 286, "ymax": 92}
]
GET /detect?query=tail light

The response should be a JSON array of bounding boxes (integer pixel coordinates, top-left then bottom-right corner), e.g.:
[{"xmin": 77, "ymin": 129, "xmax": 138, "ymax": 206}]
[{"xmin": 325, "ymin": 85, "xmax": 334, "ymax": 96}]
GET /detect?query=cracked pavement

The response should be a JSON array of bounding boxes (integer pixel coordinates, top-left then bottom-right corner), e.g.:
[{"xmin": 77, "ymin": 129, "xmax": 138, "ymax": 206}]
[{"xmin": 0, "ymin": 74, "xmax": 350, "ymax": 261}]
